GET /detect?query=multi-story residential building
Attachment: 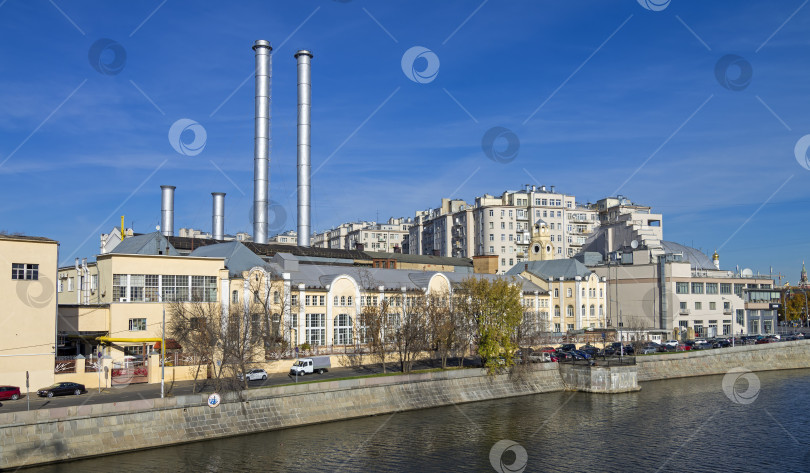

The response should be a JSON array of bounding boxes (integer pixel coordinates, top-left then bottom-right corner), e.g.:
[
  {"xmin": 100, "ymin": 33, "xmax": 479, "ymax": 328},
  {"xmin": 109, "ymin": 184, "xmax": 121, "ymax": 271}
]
[
  {"xmin": 268, "ymin": 230, "xmax": 298, "ymax": 245},
  {"xmin": 312, "ymin": 218, "xmax": 412, "ymax": 253},
  {"xmin": 582, "ymin": 195, "xmax": 664, "ymax": 258},
  {"xmin": 0, "ymin": 234, "xmax": 59, "ymax": 389},
  {"xmin": 346, "ymin": 218, "xmax": 412, "ymax": 252},
  {"xmin": 409, "ymin": 185, "xmax": 600, "ymax": 274}
]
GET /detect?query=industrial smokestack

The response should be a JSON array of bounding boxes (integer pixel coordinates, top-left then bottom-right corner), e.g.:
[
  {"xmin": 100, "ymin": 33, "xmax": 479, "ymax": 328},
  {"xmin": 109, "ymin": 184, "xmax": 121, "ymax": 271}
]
[
  {"xmin": 160, "ymin": 185, "xmax": 175, "ymax": 237},
  {"xmin": 296, "ymin": 49, "xmax": 313, "ymax": 247},
  {"xmin": 212, "ymin": 192, "xmax": 225, "ymax": 241},
  {"xmin": 252, "ymin": 39, "xmax": 272, "ymax": 244}
]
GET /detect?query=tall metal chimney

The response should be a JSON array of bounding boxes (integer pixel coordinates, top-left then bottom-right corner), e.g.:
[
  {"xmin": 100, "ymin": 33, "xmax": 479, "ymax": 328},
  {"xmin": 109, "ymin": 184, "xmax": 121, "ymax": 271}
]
[
  {"xmin": 296, "ymin": 49, "xmax": 313, "ymax": 247},
  {"xmin": 160, "ymin": 185, "xmax": 175, "ymax": 237},
  {"xmin": 252, "ymin": 39, "xmax": 272, "ymax": 244},
  {"xmin": 212, "ymin": 192, "xmax": 226, "ymax": 241}
]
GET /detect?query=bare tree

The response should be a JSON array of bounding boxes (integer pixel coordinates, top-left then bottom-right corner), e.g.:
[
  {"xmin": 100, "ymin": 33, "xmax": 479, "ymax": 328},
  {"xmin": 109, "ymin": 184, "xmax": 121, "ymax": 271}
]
[
  {"xmin": 392, "ymin": 293, "xmax": 428, "ymax": 374},
  {"xmin": 358, "ymin": 299, "xmax": 393, "ymax": 373}
]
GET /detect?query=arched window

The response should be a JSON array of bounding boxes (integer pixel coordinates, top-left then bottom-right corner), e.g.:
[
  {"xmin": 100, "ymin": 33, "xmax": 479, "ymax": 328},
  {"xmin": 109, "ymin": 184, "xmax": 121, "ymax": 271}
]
[
  {"xmin": 590, "ymin": 305, "xmax": 595, "ymax": 317},
  {"xmin": 555, "ymin": 305, "xmax": 561, "ymax": 317},
  {"xmin": 567, "ymin": 305, "xmax": 574, "ymax": 317},
  {"xmin": 599, "ymin": 305, "xmax": 604, "ymax": 317},
  {"xmin": 232, "ymin": 290, "xmax": 238, "ymax": 304},
  {"xmin": 273, "ymin": 291, "xmax": 280, "ymax": 304},
  {"xmin": 340, "ymin": 295, "xmax": 346, "ymax": 306},
  {"xmin": 581, "ymin": 304, "xmax": 586, "ymax": 316},
  {"xmin": 334, "ymin": 314, "xmax": 353, "ymax": 345},
  {"xmin": 347, "ymin": 296, "xmax": 353, "ymax": 306},
  {"xmin": 333, "ymin": 296, "xmax": 339, "ymax": 306}
]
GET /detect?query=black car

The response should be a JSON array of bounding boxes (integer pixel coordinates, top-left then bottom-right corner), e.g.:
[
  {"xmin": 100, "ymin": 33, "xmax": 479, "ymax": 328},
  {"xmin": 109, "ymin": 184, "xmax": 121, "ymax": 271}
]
[{"xmin": 37, "ymin": 382, "xmax": 86, "ymax": 398}]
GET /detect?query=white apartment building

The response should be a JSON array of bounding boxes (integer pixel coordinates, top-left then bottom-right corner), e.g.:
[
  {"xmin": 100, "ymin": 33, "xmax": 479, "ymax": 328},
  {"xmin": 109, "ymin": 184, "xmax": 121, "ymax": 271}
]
[
  {"xmin": 312, "ymin": 218, "xmax": 412, "ymax": 252},
  {"xmin": 409, "ymin": 185, "xmax": 600, "ymax": 274}
]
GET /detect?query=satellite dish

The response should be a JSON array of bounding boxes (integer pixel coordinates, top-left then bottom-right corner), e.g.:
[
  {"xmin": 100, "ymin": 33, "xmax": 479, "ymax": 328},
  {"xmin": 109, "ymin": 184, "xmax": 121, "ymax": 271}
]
[
  {"xmin": 156, "ymin": 225, "xmax": 161, "ymax": 231},
  {"xmin": 742, "ymin": 268, "xmax": 754, "ymax": 278},
  {"xmin": 630, "ymin": 240, "xmax": 638, "ymax": 249}
]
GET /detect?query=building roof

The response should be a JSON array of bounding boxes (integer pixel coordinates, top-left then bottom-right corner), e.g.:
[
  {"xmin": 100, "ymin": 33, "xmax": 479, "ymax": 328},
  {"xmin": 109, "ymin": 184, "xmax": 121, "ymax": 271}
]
[
  {"xmin": 166, "ymin": 235, "xmax": 371, "ymax": 262},
  {"xmin": 263, "ymin": 255, "xmax": 544, "ymax": 294},
  {"xmin": 504, "ymin": 259, "xmax": 594, "ymax": 280},
  {"xmin": 188, "ymin": 241, "xmax": 268, "ymax": 277},
  {"xmin": 110, "ymin": 232, "xmax": 179, "ymax": 256},
  {"xmin": 364, "ymin": 251, "xmax": 473, "ymax": 267},
  {"xmin": 0, "ymin": 233, "xmax": 57, "ymax": 243},
  {"xmin": 661, "ymin": 241, "xmax": 714, "ymax": 270}
]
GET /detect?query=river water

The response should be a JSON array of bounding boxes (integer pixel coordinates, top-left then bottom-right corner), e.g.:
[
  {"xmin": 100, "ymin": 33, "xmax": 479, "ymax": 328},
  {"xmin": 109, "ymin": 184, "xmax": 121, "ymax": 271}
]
[{"xmin": 28, "ymin": 369, "xmax": 810, "ymax": 472}]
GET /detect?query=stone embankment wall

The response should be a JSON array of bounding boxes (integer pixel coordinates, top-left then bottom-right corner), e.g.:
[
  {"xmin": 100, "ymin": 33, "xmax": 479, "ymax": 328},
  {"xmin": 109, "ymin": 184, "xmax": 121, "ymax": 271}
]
[
  {"xmin": 0, "ymin": 364, "xmax": 563, "ymax": 470},
  {"xmin": 636, "ymin": 339, "xmax": 810, "ymax": 382},
  {"xmin": 559, "ymin": 363, "xmax": 640, "ymax": 393}
]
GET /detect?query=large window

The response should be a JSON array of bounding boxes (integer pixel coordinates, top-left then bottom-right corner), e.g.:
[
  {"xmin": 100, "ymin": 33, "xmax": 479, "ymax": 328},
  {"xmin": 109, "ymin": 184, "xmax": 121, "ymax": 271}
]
[
  {"xmin": 706, "ymin": 283, "xmax": 718, "ymax": 295},
  {"xmin": 691, "ymin": 282, "xmax": 704, "ymax": 294},
  {"xmin": 145, "ymin": 275, "xmax": 159, "ymax": 302},
  {"xmin": 129, "ymin": 275, "xmax": 145, "ymax": 301},
  {"xmin": 11, "ymin": 263, "xmax": 38, "ymax": 280},
  {"xmin": 114, "ymin": 274, "xmax": 216, "ymax": 303},
  {"xmin": 676, "ymin": 282, "xmax": 689, "ymax": 294},
  {"xmin": 129, "ymin": 318, "xmax": 146, "ymax": 331},
  {"xmin": 305, "ymin": 314, "xmax": 325, "ymax": 346},
  {"xmin": 113, "ymin": 274, "xmax": 127, "ymax": 301},
  {"xmin": 720, "ymin": 283, "xmax": 732, "ymax": 295},
  {"xmin": 334, "ymin": 314, "xmax": 353, "ymax": 345}
]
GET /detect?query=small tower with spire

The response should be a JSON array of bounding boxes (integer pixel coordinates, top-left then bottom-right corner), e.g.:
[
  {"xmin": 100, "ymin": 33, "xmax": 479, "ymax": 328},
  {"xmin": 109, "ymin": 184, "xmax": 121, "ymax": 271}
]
[
  {"xmin": 712, "ymin": 250, "xmax": 720, "ymax": 270},
  {"xmin": 800, "ymin": 261, "xmax": 808, "ymax": 288}
]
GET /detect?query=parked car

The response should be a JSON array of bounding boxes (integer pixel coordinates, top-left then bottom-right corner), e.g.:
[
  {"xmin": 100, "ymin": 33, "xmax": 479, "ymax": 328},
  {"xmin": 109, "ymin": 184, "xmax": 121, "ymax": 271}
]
[
  {"xmin": 0, "ymin": 386, "xmax": 21, "ymax": 401},
  {"xmin": 37, "ymin": 382, "xmax": 86, "ymax": 398},
  {"xmin": 289, "ymin": 356, "xmax": 331, "ymax": 376},
  {"xmin": 676, "ymin": 344, "xmax": 692, "ymax": 351},
  {"xmin": 712, "ymin": 339, "xmax": 731, "ymax": 348},
  {"xmin": 580, "ymin": 346, "xmax": 599, "ymax": 357},
  {"xmin": 664, "ymin": 340, "xmax": 679, "ymax": 348},
  {"xmin": 238, "ymin": 369, "xmax": 268, "ymax": 382},
  {"xmin": 559, "ymin": 344, "xmax": 577, "ymax": 352},
  {"xmin": 640, "ymin": 347, "xmax": 657, "ymax": 355}
]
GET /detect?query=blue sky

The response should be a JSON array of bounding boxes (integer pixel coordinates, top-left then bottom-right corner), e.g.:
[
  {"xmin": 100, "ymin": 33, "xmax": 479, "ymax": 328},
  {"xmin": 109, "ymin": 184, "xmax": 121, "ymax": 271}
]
[{"xmin": 1, "ymin": 0, "xmax": 809, "ymax": 281}]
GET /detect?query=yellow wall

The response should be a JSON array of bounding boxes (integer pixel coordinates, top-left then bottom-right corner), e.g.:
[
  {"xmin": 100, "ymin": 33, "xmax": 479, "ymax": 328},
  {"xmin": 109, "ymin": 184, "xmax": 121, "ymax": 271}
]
[{"xmin": 0, "ymin": 236, "xmax": 58, "ymax": 389}]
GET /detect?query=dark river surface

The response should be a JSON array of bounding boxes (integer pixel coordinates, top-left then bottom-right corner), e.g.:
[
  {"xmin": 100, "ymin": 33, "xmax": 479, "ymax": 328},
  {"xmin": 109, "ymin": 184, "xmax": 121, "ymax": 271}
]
[{"xmin": 27, "ymin": 368, "xmax": 810, "ymax": 472}]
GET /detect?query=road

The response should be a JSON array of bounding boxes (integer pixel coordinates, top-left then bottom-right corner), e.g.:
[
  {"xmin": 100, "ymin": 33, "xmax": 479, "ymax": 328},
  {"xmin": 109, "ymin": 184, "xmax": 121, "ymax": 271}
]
[{"xmin": 0, "ymin": 357, "xmax": 480, "ymax": 414}]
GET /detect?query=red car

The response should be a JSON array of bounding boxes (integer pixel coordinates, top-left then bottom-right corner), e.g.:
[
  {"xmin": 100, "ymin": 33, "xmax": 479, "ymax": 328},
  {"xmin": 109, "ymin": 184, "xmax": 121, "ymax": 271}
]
[{"xmin": 0, "ymin": 386, "xmax": 21, "ymax": 401}]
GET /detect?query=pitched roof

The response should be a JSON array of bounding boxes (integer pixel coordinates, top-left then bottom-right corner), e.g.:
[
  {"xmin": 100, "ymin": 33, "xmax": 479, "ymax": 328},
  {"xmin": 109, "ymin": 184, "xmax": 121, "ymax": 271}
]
[
  {"xmin": 364, "ymin": 251, "xmax": 473, "ymax": 267},
  {"xmin": 166, "ymin": 235, "xmax": 371, "ymax": 261},
  {"xmin": 110, "ymin": 232, "xmax": 179, "ymax": 256},
  {"xmin": 189, "ymin": 241, "xmax": 269, "ymax": 277},
  {"xmin": 0, "ymin": 233, "xmax": 57, "ymax": 243},
  {"xmin": 504, "ymin": 259, "xmax": 594, "ymax": 280}
]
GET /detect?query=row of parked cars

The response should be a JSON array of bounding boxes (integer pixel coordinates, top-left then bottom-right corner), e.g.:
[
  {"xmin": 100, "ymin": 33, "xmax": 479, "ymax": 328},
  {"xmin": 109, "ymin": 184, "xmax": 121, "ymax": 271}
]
[{"xmin": 0, "ymin": 382, "xmax": 87, "ymax": 405}]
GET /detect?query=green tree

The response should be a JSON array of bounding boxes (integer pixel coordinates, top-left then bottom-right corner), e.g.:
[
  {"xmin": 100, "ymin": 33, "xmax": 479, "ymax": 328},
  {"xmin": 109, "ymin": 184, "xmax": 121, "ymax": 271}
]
[{"xmin": 456, "ymin": 277, "xmax": 523, "ymax": 374}]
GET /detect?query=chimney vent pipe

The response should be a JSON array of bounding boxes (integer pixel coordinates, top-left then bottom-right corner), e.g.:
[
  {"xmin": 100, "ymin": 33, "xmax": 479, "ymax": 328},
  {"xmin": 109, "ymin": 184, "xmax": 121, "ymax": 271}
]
[
  {"xmin": 160, "ymin": 185, "xmax": 176, "ymax": 237},
  {"xmin": 252, "ymin": 40, "xmax": 272, "ymax": 244},
  {"xmin": 212, "ymin": 192, "xmax": 226, "ymax": 240},
  {"xmin": 296, "ymin": 49, "xmax": 313, "ymax": 247}
]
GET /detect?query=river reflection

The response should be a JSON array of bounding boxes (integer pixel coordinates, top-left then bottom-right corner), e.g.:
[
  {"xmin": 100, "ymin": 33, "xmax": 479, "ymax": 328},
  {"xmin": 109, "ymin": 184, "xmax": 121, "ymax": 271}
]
[{"xmin": 28, "ymin": 369, "xmax": 810, "ymax": 472}]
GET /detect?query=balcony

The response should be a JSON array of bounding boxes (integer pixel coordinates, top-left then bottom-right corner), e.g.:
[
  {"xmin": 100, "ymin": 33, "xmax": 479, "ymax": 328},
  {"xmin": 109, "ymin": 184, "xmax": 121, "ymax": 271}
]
[
  {"xmin": 723, "ymin": 309, "xmax": 733, "ymax": 315},
  {"xmin": 679, "ymin": 308, "xmax": 690, "ymax": 315}
]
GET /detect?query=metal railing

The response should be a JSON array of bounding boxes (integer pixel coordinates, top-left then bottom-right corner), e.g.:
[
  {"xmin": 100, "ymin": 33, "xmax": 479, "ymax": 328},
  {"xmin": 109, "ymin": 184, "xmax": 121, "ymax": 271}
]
[{"xmin": 558, "ymin": 355, "xmax": 636, "ymax": 367}]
